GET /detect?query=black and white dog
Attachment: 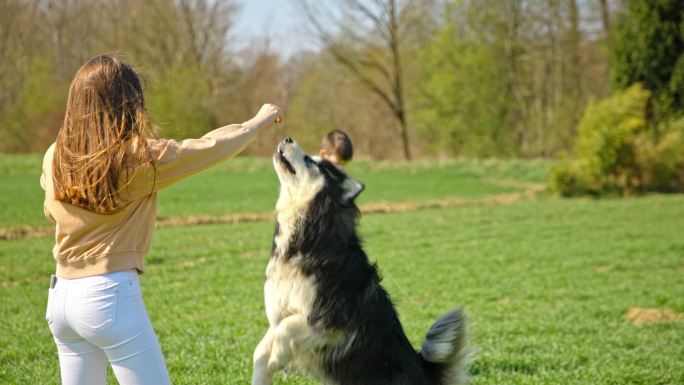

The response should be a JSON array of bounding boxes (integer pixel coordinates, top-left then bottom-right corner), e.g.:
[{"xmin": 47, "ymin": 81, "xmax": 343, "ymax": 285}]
[{"xmin": 252, "ymin": 137, "xmax": 468, "ymax": 385}]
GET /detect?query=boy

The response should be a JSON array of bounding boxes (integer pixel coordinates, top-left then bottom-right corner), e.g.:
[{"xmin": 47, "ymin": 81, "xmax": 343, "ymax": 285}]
[{"xmin": 319, "ymin": 129, "xmax": 353, "ymax": 166}]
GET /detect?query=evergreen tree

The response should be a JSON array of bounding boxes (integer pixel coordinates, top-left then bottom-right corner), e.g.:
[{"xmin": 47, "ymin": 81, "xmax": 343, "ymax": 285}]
[{"xmin": 610, "ymin": 0, "xmax": 684, "ymax": 118}]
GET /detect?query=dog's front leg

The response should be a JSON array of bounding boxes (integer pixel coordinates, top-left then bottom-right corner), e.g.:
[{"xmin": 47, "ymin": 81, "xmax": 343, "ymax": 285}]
[
  {"xmin": 252, "ymin": 328, "xmax": 275, "ymax": 385},
  {"xmin": 267, "ymin": 314, "xmax": 312, "ymax": 373}
]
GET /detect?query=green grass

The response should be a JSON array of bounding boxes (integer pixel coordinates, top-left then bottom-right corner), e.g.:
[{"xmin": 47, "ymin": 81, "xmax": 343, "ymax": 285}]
[
  {"xmin": 1, "ymin": 191, "xmax": 683, "ymax": 384},
  {"xmin": 1, "ymin": 155, "xmax": 682, "ymax": 383},
  {"xmin": 0, "ymin": 153, "xmax": 549, "ymax": 228},
  {"xmin": 0, "ymin": 154, "xmax": 45, "ymax": 228}
]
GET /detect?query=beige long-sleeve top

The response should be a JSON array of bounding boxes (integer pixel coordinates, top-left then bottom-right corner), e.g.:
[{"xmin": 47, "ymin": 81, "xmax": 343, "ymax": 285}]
[{"xmin": 41, "ymin": 119, "xmax": 267, "ymax": 279}]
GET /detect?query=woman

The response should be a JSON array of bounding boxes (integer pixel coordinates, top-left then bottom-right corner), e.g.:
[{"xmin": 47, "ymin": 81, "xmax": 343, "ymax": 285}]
[{"xmin": 41, "ymin": 54, "xmax": 281, "ymax": 385}]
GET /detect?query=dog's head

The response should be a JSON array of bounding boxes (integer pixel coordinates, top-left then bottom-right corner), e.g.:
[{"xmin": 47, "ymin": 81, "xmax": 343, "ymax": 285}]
[{"xmin": 273, "ymin": 137, "xmax": 364, "ymax": 213}]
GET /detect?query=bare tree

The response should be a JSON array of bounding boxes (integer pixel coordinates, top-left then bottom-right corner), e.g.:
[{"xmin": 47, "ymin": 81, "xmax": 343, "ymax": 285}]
[
  {"xmin": 502, "ymin": 0, "xmax": 527, "ymax": 151},
  {"xmin": 235, "ymin": 39, "xmax": 289, "ymax": 154},
  {"xmin": 177, "ymin": 0, "xmax": 237, "ymax": 78},
  {"xmin": 100, "ymin": 0, "xmax": 236, "ymax": 68},
  {"xmin": 598, "ymin": 0, "xmax": 610, "ymax": 37},
  {"xmin": 296, "ymin": 0, "xmax": 412, "ymax": 160},
  {"xmin": 568, "ymin": 0, "xmax": 582, "ymax": 104}
]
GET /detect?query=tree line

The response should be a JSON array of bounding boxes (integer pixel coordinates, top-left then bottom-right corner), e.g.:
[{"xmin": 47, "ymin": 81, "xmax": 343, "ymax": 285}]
[
  {"xmin": 0, "ymin": 0, "xmax": 663, "ymax": 160},
  {"xmin": 551, "ymin": 0, "xmax": 684, "ymax": 195}
]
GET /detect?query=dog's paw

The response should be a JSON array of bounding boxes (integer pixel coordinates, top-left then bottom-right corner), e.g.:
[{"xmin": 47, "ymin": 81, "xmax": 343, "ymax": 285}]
[
  {"xmin": 253, "ymin": 354, "xmax": 274, "ymax": 385},
  {"xmin": 251, "ymin": 367, "xmax": 273, "ymax": 385}
]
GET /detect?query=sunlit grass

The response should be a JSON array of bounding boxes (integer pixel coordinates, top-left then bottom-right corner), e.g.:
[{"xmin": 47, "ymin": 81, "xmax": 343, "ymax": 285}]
[
  {"xmin": 1, "ymin": 193, "xmax": 682, "ymax": 384},
  {"xmin": 0, "ymin": 154, "xmax": 550, "ymax": 228}
]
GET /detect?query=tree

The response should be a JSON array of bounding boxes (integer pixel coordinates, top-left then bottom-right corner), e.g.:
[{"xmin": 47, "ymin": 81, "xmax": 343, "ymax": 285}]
[
  {"xmin": 598, "ymin": 0, "xmax": 611, "ymax": 37},
  {"xmin": 412, "ymin": 0, "xmax": 603, "ymax": 157},
  {"xmin": 413, "ymin": 1, "xmax": 512, "ymax": 157},
  {"xmin": 296, "ymin": 0, "xmax": 413, "ymax": 159},
  {"xmin": 610, "ymin": 0, "xmax": 684, "ymax": 119},
  {"xmin": 0, "ymin": 0, "xmax": 242, "ymax": 152}
]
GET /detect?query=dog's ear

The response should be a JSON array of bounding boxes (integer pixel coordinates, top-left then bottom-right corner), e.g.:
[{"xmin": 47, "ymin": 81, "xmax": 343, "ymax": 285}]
[{"xmin": 341, "ymin": 177, "xmax": 365, "ymax": 204}]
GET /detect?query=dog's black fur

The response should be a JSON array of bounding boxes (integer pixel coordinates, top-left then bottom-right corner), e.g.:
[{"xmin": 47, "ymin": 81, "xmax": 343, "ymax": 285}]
[{"xmin": 268, "ymin": 153, "xmax": 467, "ymax": 385}]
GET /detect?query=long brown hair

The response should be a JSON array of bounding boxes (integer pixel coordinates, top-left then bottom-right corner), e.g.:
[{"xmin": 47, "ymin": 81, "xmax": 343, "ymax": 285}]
[{"xmin": 53, "ymin": 55, "xmax": 156, "ymax": 213}]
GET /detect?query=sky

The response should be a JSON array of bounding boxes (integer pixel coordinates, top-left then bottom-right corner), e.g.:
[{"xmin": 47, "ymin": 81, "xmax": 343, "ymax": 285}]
[{"xmin": 231, "ymin": 0, "xmax": 314, "ymax": 59}]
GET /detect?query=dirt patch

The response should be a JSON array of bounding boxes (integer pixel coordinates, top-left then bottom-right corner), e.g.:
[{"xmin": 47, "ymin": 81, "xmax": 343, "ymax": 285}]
[
  {"xmin": 361, "ymin": 185, "xmax": 543, "ymax": 215},
  {"xmin": 625, "ymin": 307, "xmax": 684, "ymax": 325},
  {"xmin": 157, "ymin": 212, "xmax": 273, "ymax": 227},
  {"xmin": 594, "ymin": 264, "xmax": 614, "ymax": 273},
  {"xmin": 0, "ymin": 227, "xmax": 52, "ymax": 240},
  {"xmin": 1, "ymin": 183, "xmax": 545, "ymax": 240}
]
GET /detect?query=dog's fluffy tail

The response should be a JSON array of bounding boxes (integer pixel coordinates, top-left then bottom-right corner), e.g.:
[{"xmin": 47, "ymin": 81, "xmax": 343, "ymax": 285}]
[{"xmin": 419, "ymin": 308, "xmax": 469, "ymax": 385}]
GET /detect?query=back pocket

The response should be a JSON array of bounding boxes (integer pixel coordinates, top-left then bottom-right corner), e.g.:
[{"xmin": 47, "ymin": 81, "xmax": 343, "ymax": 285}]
[{"xmin": 73, "ymin": 287, "xmax": 118, "ymax": 333}]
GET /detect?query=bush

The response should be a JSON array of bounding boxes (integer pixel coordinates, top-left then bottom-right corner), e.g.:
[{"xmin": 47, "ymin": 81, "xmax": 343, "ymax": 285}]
[
  {"xmin": 635, "ymin": 118, "xmax": 684, "ymax": 192},
  {"xmin": 551, "ymin": 84, "xmax": 649, "ymax": 195},
  {"xmin": 550, "ymin": 84, "xmax": 684, "ymax": 196}
]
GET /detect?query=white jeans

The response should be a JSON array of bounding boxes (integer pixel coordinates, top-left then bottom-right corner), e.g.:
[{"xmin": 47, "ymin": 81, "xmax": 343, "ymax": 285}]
[{"xmin": 46, "ymin": 270, "xmax": 171, "ymax": 385}]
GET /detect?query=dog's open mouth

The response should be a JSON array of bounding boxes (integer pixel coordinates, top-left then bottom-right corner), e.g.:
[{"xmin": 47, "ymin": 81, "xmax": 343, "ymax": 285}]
[{"xmin": 278, "ymin": 148, "xmax": 296, "ymax": 175}]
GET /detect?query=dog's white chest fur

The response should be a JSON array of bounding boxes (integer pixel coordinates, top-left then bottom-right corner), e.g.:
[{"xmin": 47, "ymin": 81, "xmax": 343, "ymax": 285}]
[{"xmin": 264, "ymin": 255, "xmax": 316, "ymax": 325}]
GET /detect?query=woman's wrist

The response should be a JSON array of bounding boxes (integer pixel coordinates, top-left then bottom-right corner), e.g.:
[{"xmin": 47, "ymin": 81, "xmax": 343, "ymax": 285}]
[
  {"xmin": 241, "ymin": 104, "xmax": 281, "ymax": 131},
  {"xmin": 241, "ymin": 117, "xmax": 265, "ymax": 131}
]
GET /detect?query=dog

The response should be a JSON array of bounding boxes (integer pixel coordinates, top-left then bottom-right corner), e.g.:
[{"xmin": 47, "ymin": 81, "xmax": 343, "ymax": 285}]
[{"xmin": 252, "ymin": 137, "xmax": 468, "ymax": 385}]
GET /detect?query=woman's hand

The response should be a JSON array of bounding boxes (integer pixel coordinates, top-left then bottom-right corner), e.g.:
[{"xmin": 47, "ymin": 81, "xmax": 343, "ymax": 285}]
[{"xmin": 253, "ymin": 103, "xmax": 282, "ymax": 125}]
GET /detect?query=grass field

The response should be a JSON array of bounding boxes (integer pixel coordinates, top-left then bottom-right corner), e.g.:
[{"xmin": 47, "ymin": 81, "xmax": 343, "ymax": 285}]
[
  {"xmin": 0, "ymin": 153, "xmax": 548, "ymax": 229},
  {"xmin": 1, "ymin": 154, "xmax": 683, "ymax": 384}
]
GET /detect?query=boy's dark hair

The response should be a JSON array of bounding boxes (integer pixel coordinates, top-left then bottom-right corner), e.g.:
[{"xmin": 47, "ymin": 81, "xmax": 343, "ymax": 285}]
[{"xmin": 321, "ymin": 129, "xmax": 353, "ymax": 163}]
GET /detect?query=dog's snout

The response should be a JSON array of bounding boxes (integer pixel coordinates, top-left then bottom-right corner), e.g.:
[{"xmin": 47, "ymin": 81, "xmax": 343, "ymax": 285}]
[{"xmin": 284, "ymin": 137, "xmax": 293, "ymax": 144}]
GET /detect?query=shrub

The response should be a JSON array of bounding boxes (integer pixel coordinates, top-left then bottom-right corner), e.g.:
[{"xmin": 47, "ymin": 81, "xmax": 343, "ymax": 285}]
[
  {"xmin": 635, "ymin": 118, "xmax": 684, "ymax": 192},
  {"xmin": 550, "ymin": 84, "xmax": 684, "ymax": 196},
  {"xmin": 550, "ymin": 84, "xmax": 650, "ymax": 196}
]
